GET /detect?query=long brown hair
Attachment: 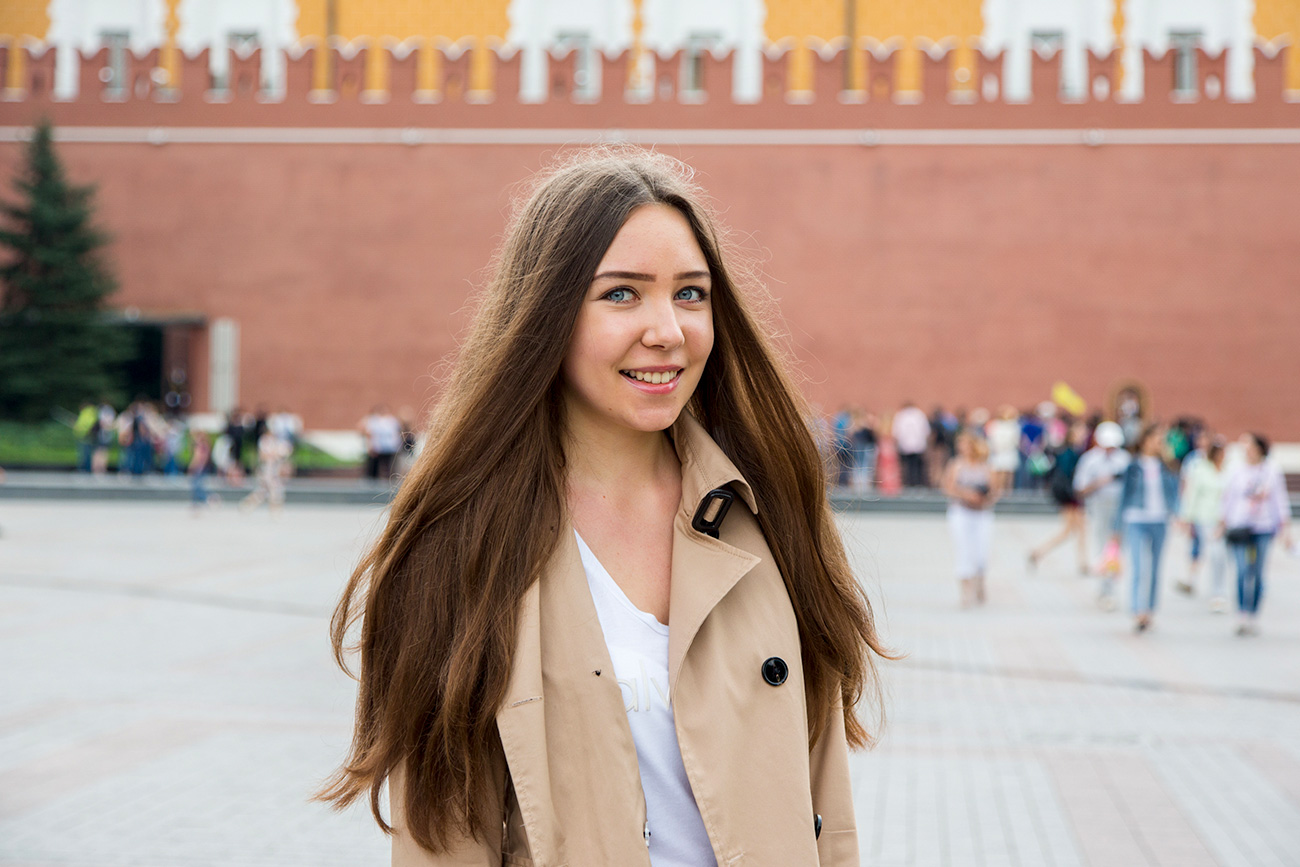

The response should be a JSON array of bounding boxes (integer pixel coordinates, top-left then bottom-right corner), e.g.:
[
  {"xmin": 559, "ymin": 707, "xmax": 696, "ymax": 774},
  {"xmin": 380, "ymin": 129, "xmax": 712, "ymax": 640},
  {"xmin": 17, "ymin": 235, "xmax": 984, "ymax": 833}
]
[{"xmin": 318, "ymin": 149, "xmax": 890, "ymax": 852}]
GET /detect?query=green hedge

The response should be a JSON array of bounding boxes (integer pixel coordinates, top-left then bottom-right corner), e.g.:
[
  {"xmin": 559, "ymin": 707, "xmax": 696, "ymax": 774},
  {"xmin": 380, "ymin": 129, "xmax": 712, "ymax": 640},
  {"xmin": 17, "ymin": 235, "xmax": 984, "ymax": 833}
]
[{"xmin": 0, "ymin": 420, "xmax": 359, "ymax": 470}]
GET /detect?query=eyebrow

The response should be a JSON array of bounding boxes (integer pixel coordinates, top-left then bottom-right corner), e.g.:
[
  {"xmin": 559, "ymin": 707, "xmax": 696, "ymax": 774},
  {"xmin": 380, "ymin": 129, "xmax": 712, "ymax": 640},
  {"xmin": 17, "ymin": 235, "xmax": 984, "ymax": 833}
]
[{"xmin": 592, "ymin": 270, "xmax": 711, "ymax": 281}]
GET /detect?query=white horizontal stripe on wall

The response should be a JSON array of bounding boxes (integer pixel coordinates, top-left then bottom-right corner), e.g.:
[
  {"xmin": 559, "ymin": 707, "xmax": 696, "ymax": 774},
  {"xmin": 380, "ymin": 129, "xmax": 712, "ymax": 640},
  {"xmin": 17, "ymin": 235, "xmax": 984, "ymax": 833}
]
[{"xmin": 2, "ymin": 126, "xmax": 1300, "ymax": 147}]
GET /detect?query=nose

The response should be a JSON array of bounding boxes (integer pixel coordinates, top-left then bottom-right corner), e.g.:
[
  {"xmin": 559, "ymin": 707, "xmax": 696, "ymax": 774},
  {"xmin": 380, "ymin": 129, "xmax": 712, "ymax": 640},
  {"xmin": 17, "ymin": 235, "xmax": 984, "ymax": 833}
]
[{"xmin": 640, "ymin": 295, "xmax": 685, "ymax": 350}]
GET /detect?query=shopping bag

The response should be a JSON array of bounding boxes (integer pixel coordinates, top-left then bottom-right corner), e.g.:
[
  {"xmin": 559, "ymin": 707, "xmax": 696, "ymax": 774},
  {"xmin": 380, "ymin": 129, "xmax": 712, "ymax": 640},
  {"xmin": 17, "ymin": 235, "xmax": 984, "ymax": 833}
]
[{"xmin": 1100, "ymin": 538, "xmax": 1122, "ymax": 576}]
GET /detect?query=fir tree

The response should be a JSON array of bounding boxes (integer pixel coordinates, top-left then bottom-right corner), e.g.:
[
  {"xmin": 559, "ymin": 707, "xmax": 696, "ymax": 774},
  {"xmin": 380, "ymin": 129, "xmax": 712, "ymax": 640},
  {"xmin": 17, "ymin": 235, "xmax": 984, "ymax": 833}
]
[{"xmin": 0, "ymin": 119, "xmax": 126, "ymax": 420}]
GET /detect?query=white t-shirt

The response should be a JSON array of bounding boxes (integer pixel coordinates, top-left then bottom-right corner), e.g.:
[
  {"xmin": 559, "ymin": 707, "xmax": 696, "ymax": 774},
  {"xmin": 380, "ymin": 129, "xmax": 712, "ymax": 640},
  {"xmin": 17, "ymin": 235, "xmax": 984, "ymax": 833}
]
[
  {"xmin": 891, "ymin": 407, "xmax": 931, "ymax": 455},
  {"xmin": 574, "ymin": 531, "xmax": 716, "ymax": 867},
  {"xmin": 362, "ymin": 414, "xmax": 403, "ymax": 454},
  {"xmin": 1073, "ymin": 446, "xmax": 1131, "ymax": 500},
  {"xmin": 1123, "ymin": 456, "xmax": 1168, "ymax": 523}
]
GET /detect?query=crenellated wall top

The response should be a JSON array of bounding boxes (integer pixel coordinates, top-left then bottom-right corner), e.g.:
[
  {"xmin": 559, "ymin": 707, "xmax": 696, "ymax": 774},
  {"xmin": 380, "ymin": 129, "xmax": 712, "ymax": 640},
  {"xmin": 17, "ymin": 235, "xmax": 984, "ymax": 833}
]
[{"xmin": 0, "ymin": 38, "xmax": 1296, "ymax": 131}]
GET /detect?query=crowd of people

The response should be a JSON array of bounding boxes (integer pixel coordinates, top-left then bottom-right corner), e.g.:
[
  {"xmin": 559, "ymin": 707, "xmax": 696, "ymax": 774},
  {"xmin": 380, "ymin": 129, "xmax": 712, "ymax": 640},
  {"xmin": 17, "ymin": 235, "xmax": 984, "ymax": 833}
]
[
  {"xmin": 821, "ymin": 400, "xmax": 1111, "ymax": 497},
  {"xmin": 822, "ymin": 401, "xmax": 1295, "ymax": 636},
  {"xmin": 73, "ymin": 401, "xmax": 308, "ymax": 511},
  {"xmin": 69, "ymin": 395, "xmax": 1294, "ymax": 626}
]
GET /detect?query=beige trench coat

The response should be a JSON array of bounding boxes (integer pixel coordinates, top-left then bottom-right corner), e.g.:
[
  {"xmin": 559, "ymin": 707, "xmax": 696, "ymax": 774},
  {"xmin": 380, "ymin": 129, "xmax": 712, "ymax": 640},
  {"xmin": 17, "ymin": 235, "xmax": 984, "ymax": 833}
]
[{"xmin": 391, "ymin": 414, "xmax": 859, "ymax": 866}]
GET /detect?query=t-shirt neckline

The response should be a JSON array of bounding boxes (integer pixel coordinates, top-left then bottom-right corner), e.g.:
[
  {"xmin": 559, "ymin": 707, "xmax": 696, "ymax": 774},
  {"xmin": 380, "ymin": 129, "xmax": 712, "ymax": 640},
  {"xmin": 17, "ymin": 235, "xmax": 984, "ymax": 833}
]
[{"xmin": 573, "ymin": 529, "xmax": 669, "ymax": 634}]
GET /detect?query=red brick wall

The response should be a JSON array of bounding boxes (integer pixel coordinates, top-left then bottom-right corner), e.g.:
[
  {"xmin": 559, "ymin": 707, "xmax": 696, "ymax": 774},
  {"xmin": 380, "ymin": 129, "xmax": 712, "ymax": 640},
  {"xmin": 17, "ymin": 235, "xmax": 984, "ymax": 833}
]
[
  {"xmin": 1, "ymin": 138, "xmax": 1296, "ymax": 435},
  {"xmin": 1, "ymin": 41, "xmax": 1298, "ymax": 434}
]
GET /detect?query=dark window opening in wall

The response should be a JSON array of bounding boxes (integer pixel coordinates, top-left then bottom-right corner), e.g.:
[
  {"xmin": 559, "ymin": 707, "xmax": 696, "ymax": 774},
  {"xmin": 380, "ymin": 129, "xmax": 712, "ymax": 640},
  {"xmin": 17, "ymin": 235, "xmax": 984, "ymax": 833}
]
[
  {"xmin": 682, "ymin": 33, "xmax": 720, "ymax": 99},
  {"xmin": 100, "ymin": 31, "xmax": 129, "ymax": 98},
  {"xmin": 1030, "ymin": 30, "xmax": 1064, "ymax": 56},
  {"xmin": 1030, "ymin": 31, "xmax": 1071, "ymax": 97},
  {"xmin": 556, "ymin": 31, "xmax": 596, "ymax": 100},
  {"xmin": 1171, "ymin": 31, "xmax": 1201, "ymax": 97},
  {"xmin": 118, "ymin": 324, "xmax": 165, "ymax": 403},
  {"xmin": 216, "ymin": 31, "xmax": 260, "ymax": 94},
  {"xmin": 1024, "ymin": 31, "xmax": 1076, "ymax": 98}
]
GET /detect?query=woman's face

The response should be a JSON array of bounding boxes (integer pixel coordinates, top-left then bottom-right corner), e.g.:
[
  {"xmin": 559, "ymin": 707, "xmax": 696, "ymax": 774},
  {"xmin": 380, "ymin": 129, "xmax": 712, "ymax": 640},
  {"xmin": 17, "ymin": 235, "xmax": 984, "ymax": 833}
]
[
  {"xmin": 1141, "ymin": 429, "xmax": 1165, "ymax": 457},
  {"xmin": 1240, "ymin": 434, "xmax": 1263, "ymax": 463},
  {"xmin": 561, "ymin": 204, "xmax": 714, "ymax": 437}
]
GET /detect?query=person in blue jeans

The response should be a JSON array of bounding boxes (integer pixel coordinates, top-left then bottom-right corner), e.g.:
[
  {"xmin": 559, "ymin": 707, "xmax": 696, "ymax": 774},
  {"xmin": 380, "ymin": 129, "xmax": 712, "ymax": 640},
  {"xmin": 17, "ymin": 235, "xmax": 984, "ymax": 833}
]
[
  {"xmin": 1220, "ymin": 432, "xmax": 1294, "ymax": 636},
  {"xmin": 1111, "ymin": 424, "xmax": 1181, "ymax": 633}
]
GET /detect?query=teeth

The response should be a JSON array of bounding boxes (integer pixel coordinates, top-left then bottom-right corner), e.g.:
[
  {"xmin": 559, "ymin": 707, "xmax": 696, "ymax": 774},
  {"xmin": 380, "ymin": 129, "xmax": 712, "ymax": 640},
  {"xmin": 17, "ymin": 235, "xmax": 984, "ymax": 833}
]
[{"xmin": 624, "ymin": 369, "xmax": 679, "ymax": 384}]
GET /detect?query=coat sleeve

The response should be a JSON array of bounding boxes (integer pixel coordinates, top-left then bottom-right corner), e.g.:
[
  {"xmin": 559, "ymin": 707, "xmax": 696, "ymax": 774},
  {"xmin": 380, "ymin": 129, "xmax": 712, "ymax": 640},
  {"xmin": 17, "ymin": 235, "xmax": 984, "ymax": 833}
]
[
  {"xmin": 389, "ymin": 747, "xmax": 507, "ymax": 867},
  {"xmin": 808, "ymin": 701, "xmax": 860, "ymax": 867}
]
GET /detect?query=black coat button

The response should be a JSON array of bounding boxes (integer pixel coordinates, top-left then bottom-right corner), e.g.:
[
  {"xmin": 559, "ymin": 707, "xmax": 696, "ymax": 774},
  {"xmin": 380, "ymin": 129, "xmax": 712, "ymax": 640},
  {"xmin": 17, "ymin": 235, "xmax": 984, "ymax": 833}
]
[{"xmin": 761, "ymin": 657, "xmax": 788, "ymax": 686}]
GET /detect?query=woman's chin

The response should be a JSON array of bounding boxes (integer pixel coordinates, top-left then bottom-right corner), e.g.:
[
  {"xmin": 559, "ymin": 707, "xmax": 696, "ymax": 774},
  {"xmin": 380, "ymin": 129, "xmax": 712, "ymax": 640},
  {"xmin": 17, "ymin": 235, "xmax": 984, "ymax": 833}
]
[{"xmin": 618, "ymin": 406, "xmax": 687, "ymax": 434}]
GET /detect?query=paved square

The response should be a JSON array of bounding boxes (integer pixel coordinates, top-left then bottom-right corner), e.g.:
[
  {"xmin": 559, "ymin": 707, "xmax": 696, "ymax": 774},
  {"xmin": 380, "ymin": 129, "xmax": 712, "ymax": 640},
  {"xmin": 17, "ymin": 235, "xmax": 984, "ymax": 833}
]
[{"xmin": 1, "ymin": 502, "xmax": 1297, "ymax": 866}]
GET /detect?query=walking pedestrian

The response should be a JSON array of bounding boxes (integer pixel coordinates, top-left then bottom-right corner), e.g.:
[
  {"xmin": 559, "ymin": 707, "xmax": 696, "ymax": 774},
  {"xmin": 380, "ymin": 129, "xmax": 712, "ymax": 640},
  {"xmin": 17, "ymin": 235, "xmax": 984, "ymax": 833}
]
[
  {"xmin": 318, "ymin": 151, "xmax": 889, "ymax": 866},
  {"xmin": 1028, "ymin": 420, "xmax": 1089, "ymax": 573},
  {"xmin": 188, "ymin": 428, "xmax": 213, "ymax": 512},
  {"xmin": 161, "ymin": 416, "xmax": 185, "ymax": 476},
  {"xmin": 1177, "ymin": 439, "xmax": 1229, "ymax": 611},
  {"xmin": 89, "ymin": 401, "xmax": 115, "ymax": 475},
  {"xmin": 875, "ymin": 413, "xmax": 902, "ymax": 496},
  {"xmin": 927, "ymin": 405, "xmax": 957, "ymax": 487},
  {"xmin": 987, "ymin": 405, "xmax": 1020, "ymax": 492},
  {"xmin": 943, "ymin": 431, "xmax": 1001, "ymax": 607},
  {"xmin": 223, "ymin": 409, "xmax": 247, "ymax": 476},
  {"xmin": 1111, "ymin": 424, "xmax": 1181, "ymax": 633},
  {"xmin": 115, "ymin": 403, "xmax": 136, "ymax": 474},
  {"xmin": 1177, "ymin": 428, "xmax": 1212, "ymax": 592},
  {"xmin": 240, "ymin": 429, "xmax": 291, "ymax": 513},
  {"xmin": 74, "ymin": 402, "xmax": 97, "ymax": 472},
  {"xmin": 1018, "ymin": 406, "xmax": 1050, "ymax": 491},
  {"xmin": 892, "ymin": 401, "xmax": 930, "ymax": 488},
  {"xmin": 849, "ymin": 409, "xmax": 878, "ymax": 492},
  {"xmin": 1074, "ymin": 420, "xmax": 1131, "ymax": 586},
  {"xmin": 1221, "ymin": 432, "xmax": 1293, "ymax": 636},
  {"xmin": 830, "ymin": 407, "xmax": 853, "ymax": 487},
  {"xmin": 359, "ymin": 405, "xmax": 403, "ymax": 481}
]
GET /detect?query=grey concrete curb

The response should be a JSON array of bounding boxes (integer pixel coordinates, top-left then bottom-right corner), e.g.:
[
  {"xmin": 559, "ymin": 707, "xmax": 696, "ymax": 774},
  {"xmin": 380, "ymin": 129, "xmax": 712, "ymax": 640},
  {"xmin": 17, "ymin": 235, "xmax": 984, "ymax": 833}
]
[{"xmin": 5, "ymin": 471, "xmax": 1296, "ymax": 516}]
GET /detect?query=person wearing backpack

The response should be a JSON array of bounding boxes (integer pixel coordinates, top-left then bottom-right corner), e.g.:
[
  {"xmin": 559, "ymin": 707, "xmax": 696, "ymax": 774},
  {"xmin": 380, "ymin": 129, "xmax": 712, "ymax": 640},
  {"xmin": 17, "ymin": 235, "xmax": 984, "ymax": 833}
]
[{"xmin": 1028, "ymin": 420, "xmax": 1089, "ymax": 574}]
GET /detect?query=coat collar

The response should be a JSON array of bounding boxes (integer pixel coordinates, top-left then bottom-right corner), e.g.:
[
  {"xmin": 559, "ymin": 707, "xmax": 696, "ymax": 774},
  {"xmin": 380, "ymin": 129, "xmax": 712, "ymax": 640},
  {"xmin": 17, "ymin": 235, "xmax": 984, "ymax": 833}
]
[
  {"xmin": 669, "ymin": 411, "xmax": 759, "ymax": 517},
  {"xmin": 498, "ymin": 411, "xmax": 761, "ymax": 721}
]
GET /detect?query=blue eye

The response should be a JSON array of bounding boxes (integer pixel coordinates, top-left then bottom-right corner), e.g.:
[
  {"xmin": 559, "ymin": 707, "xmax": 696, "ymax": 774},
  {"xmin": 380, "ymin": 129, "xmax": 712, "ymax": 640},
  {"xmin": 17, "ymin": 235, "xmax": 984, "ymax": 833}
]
[
  {"xmin": 604, "ymin": 288, "xmax": 634, "ymax": 303},
  {"xmin": 676, "ymin": 286, "xmax": 707, "ymax": 302}
]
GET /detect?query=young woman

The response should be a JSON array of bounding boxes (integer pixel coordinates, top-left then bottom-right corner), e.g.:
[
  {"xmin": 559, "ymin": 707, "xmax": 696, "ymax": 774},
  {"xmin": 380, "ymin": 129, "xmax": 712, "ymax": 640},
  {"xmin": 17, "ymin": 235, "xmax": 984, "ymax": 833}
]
[
  {"xmin": 1028, "ymin": 420, "xmax": 1089, "ymax": 574},
  {"xmin": 942, "ymin": 431, "xmax": 1002, "ymax": 606},
  {"xmin": 1177, "ymin": 439, "xmax": 1229, "ymax": 612},
  {"xmin": 986, "ymin": 405, "xmax": 1021, "ymax": 493},
  {"xmin": 1221, "ymin": 432, "xmax": 1294, "ymax": 636},
  {"xmin": 1111, "ymin": 424, "xmax": 1180, "ymax": 633},
  {"xmin": 318, "ymin": 151, "xmax": 890, "ymax": 866}
]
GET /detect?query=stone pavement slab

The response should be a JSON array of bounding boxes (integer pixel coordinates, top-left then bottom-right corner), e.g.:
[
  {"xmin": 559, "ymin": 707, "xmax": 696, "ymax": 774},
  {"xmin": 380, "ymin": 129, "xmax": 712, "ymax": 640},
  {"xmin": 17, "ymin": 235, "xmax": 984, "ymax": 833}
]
[
  {"xmin": 0, "ymin": 502, "xmax": 1298, "ymax": 866},
  {"xmin": 843, "ymin": 512, "xmax": 1300, "ymax": 867}
]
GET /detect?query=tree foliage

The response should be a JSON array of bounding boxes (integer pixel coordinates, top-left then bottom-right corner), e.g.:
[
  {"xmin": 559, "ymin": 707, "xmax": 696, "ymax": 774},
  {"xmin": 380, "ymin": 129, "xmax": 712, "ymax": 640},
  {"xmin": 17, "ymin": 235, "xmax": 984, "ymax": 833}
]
[{"xmin": 0, "ymin": 119, "xmax": 126, "ymax": 420}]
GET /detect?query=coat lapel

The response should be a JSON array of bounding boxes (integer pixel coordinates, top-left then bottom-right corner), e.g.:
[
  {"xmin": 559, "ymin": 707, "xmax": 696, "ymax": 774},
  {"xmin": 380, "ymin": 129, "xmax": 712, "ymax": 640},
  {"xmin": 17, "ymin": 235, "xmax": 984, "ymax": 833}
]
[
  {"xmin": 666, "ymin": 414, "xmax": 762, "ymax": 695},
  {"xmin": 667, "ymin": 519, "xmax": 761, "ymax": 696},
  {"xmin": 496, "ymin": 528, "xmax": 648, "ymax": 866}
]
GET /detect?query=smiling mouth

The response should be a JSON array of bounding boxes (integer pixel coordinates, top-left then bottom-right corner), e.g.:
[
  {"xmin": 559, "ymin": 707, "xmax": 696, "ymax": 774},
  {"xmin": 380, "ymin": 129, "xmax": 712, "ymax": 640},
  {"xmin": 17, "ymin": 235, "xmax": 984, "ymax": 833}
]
[{"xmin": 620, "ymin": 368, "xmax": 683, "ymax": 385}]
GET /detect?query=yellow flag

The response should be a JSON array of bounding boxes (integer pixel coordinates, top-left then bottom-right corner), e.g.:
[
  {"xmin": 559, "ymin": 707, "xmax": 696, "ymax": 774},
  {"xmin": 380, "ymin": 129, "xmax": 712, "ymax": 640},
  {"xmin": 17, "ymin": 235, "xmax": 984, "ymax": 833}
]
[{"xmin": 1052, "ymin": 382, "xmax": 1087, "ymax": 416}]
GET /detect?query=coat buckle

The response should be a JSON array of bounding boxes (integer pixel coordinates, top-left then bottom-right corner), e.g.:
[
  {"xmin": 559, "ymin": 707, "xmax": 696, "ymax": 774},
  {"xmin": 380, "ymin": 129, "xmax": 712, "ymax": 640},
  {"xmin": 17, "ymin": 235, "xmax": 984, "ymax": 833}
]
[{"xmin": 691, "ymin": 487, "xmax": 735, "ymax": 539}]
